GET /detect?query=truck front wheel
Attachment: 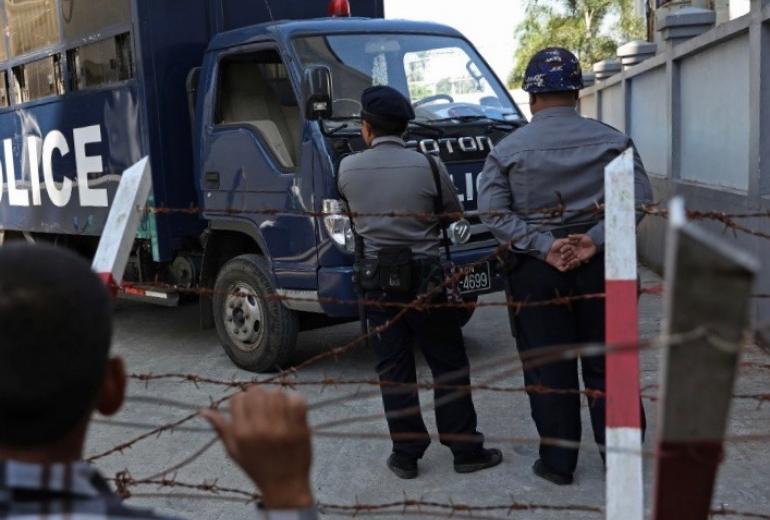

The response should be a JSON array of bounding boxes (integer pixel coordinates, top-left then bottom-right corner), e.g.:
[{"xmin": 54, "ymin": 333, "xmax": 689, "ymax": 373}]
[{"xmin": 213, "ymin": 255, "xmax": 298, "ymax": 372}]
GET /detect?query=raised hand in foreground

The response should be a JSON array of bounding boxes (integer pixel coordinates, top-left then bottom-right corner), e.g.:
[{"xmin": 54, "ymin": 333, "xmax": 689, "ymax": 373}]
[{"xmin": 203, "ymin": 387, "xmax": 314, "ymax": 510}]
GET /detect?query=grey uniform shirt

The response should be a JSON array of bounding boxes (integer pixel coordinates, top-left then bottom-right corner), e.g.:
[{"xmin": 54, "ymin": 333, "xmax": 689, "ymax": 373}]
[
  {"xmin": 338, "ymin": 136, "xmax": 463, "ymax": 258},
  {"xmin": 477, "ymin": 106, "xmax": 653, "ymax": 260}
]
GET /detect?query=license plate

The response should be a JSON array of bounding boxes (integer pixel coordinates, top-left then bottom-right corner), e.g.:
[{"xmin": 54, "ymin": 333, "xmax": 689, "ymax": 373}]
[{"xmin": 457, "ymin": 262, "xmax": 492, "ymax": 295}]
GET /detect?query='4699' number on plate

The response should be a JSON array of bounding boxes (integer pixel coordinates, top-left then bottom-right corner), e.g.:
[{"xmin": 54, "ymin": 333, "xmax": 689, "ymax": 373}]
[{"xmin": 458, "ymin": 262, "xmax": 492, "ymax": 295}]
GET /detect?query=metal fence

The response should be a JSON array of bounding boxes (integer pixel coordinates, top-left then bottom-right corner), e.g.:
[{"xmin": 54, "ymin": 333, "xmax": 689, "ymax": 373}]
[{"xmin": 579, "ymin": 0, "xmax": 770, "ymax": 321}]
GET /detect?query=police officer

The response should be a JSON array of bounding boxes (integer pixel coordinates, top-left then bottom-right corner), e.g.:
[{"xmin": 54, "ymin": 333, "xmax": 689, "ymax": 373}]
[
  {"xmin": 477, "ymin": 48, "xmax": 653, "ymax": 485},
  {"xmin": 338, "ymin": 86, "xmax": 502, "ymax": 480}
]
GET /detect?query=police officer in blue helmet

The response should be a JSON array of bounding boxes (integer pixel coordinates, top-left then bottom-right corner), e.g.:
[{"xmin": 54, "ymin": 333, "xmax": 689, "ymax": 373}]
[
  {"xmin": 478, "ymin": 48, "xmax": 653, "ymax": 485},
  {"xmin": 339, "ymin": 86, "xmax": 503, "ymax": 480}
]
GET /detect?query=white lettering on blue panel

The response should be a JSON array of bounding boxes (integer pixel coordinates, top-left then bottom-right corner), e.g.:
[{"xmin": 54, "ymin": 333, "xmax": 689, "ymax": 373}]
[{"xmin": 1, "ymin": 125, "xmax": 109, "ymax": 208}]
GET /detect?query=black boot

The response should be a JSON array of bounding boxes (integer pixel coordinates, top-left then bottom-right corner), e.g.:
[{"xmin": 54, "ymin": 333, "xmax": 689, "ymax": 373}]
[
  {"xmin": 453, "ymin": 448, "xmax": 503, "ymax": 474},
  {"xmin": 532, "ymin": 459, "xmax": 573, "ymax": 485},
  {"xmin": 387, "ymin": 452, "xmax": 419, "ymax": 479}
]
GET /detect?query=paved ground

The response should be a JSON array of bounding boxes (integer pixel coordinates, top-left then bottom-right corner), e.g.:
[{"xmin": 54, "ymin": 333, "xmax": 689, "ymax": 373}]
[{"xmin": 86, "ymin": 267, "xmax": 770, "ymax": 520}]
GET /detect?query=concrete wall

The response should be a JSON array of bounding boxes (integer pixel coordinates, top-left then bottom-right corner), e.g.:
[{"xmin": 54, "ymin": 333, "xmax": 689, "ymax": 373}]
[
  {"xmin": 679, "ymin": 34, "xmax": 750, "ymax": 190},
  {"xmin": 580, "ymin": 0, "xmax": 770, "ymax": 322},
  {"xmin": 601, "ymin": 83, "xmax": 625, "ymax": 132},
  {"xmin": 629, "ymin": 66, "xmax": 667, "ymax": 177}
]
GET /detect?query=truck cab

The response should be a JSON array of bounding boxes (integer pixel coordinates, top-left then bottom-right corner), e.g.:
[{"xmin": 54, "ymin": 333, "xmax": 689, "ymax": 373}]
[{"xmin": 194, "ymin": 18, "xmax": 526, "ymax": 370}]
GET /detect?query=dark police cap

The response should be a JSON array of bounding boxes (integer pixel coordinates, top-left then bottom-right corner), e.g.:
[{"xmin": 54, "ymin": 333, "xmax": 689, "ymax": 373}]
[
  {"xmin": 361, "ymin": 85, "xmax": 415, "ymax": 122},
  {"xmin": 523, "ymin": 47, "xmax": 584, "ymax": 94}
]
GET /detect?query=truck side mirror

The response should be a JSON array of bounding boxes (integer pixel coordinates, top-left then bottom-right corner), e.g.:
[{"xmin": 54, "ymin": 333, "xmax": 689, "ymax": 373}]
[{"xmin": 305, "ymin": 66, "xmax": 333, "ymax": 120}]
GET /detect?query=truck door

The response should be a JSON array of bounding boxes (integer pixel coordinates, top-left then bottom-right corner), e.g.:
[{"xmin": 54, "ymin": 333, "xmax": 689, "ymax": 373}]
[{"xmin": 202, "ymin": 46, "xmax": 317, "ymax": 289}]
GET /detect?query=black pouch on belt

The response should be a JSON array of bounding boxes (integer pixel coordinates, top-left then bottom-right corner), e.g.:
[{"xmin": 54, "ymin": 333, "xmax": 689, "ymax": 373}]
[
  {"xmin": 377, "ymin": 247, "xmax": 415, "ymax": 293},
  {"xmin": 354, "ymin": 258, "xmax": 381, "ymax": 292}
]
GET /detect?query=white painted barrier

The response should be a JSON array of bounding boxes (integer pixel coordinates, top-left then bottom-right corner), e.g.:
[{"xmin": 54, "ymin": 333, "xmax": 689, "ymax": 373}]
[{"xmin": 91, "ymin": 157, "xmax": 152, "ymax": 293}]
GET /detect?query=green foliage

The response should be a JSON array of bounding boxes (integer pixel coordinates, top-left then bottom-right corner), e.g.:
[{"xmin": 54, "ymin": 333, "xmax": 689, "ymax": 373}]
[
  {"xmin": 508, "ymin": 0, "xmax": 645, "ymax": 89},
  {"xmin": 408, "ymin": 83, "xmax": 433, "ymax": 100},
  {"xmin": 436, "ymin": 77, "xmax": 453, "ymax": 95}
]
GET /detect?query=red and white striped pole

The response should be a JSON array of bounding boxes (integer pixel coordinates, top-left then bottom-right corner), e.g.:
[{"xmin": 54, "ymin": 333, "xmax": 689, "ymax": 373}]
[
  {"xmin": 92, "ymin": 157, "xmax": 152, "ymax": 295},
  {"xmin": 604, "ymin": 148, "xmax": 644, "ymax": 520}
]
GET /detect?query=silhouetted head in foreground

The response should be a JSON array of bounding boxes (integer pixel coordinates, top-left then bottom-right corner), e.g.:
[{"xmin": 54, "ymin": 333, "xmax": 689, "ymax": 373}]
[{"xmin": 0, "ymin": 243, "xmax": 125, "ymax": 462}]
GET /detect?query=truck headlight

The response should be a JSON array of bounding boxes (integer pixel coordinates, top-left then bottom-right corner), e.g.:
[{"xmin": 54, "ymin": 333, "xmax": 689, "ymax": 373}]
[{"xmin": 322, "ymin": 199, "xmax": 356, "ymax": 253}]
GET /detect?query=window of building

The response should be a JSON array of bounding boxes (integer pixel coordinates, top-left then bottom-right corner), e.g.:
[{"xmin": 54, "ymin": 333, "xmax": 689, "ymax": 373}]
[
  {"xmin": 0, "ymin": 71, "xmax": 9, "ymax": 107},
  {"xmin": 61, "ymin": 0, "xmax": 131, "ymax": 40},
  {"xmin": 5, "ymin": 0, "xmax": 60, "ymax": 57},
  {"xmin": 216, "ymin": 50, "xmax": 301, "ymax": 170},
  {"xmin": 68, "ymin": 33, "xmax": 133, "ymax": 91},
  {"xmin": 12, "ymin": 54, "xmax": 63, "ymax": 103}
]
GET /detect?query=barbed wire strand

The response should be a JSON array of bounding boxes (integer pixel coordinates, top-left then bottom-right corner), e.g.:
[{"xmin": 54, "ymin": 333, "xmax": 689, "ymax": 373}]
[
  {"xmin": 111, "ymin": 473, "xmax": 603, "ymax": 516},
  {"xmin": 108, "ymin": 474, "xmax": 770, "ymax": 518},
  {"xmin": 141, "ymin": 202, "xmax": 770, "ymax": 242}
]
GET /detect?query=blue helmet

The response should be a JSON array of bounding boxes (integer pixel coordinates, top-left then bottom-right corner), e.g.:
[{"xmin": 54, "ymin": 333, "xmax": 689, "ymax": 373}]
[{"xmin": 522, "ymin": 47, "xmax": 584, "ymax": 94}]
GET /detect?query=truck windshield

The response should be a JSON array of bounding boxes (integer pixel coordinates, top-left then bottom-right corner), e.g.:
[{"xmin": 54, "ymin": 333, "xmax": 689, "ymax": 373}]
[{"xmin": 293, "ymin": 34, "xmax": 521, "ymax": 123}]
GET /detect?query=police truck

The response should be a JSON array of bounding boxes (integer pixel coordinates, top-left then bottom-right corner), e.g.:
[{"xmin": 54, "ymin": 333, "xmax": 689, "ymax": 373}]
[{"xmin": 0, "ymin": 0, "xmax": 525, "ymax": 371}]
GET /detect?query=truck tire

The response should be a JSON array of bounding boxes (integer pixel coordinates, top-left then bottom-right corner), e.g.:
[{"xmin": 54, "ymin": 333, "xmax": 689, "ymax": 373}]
[
  {"xmin": 457, "ymin": 296, "xmax": 478, "ymax": 327},
  {"xmin": 213, "ymin": 255, "xmax": 298, "ymax": 372}
]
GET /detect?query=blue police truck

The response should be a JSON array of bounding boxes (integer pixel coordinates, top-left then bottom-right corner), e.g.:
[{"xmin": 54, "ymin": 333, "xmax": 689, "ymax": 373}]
[{"xmin": 0, "ymin": 0, "xmax": 525, "ymax": 371}]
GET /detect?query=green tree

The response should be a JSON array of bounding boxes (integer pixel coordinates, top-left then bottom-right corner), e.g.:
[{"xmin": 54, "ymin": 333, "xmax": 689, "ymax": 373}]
[
  {"xmin": 408, "ymin": 83, "xmax": 433, "ymax": 100},
  {"xmin": 436, "ymin": 77, "xmax": 453, "ymax": 95},
  {"xmin": 508, "ymin": 0, "xmax": 645, "ymax": 89}
]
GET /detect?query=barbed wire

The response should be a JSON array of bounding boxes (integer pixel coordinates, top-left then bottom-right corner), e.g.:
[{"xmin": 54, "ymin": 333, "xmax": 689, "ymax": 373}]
[
  {"xmin": 710, "ymin": 508, "xmax": 770, "ymax": 519},
  {"xmin": 95, "ymin": 332, "xmax": 770, "ymax": 518},
  {"xmin": 742, "ymin": 361, "xmax": 770, "ymax": 371},
  {"xmin": 85, "ymin": 297, "xmax": 408, "ymax": 462},
  {"xmin": 144, "ymin": 202, "xmax": 770, "ymax": 222},
  {"xmin": 121, "ymin": 280, "xmax": 610, "ymax": 311},
  {"xmin": 142, "ymin": 202, "xmax": 770, "ymax": 241},
  {"xmin": 111, "ymin": 473, "xmax": 603, "ymax": 517},
  {"xmin": 116, "ymin": 280, "xmax": 770, "ymax": 316},
  {"xmin": 91, "ymin": 326, "xmax": 709, "ymax": 463},
  {"xmin": 88, "ymin": 214, "xmax": 607, "ymax": 462},
  {"xmin": 86, "ymin": 200, "xmax": 770, "ymax": 518},
  {"xmin": 125, "ymin": 373, "xmax": 770, "ymax": 408},
  {"xmin": 107, "ymin": 473, "xmax": 770, "ymax": 519},
  {"xmin": 128, "ymin": 372, "xmax": 608, "ymax": 398},
  {"xmin": 92, "ymin": 323, "xmax": 770, "ymax": 511}
]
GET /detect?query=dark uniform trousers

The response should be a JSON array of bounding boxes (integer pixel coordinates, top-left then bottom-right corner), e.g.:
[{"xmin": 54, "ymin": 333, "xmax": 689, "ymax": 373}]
[
  {"xmin": 509, "ymin": 253, "xmax": 646, "ymax": 476},
  {"xmin": 366, "ymin": 291, "xmax": 484, "ymax": 458}
]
